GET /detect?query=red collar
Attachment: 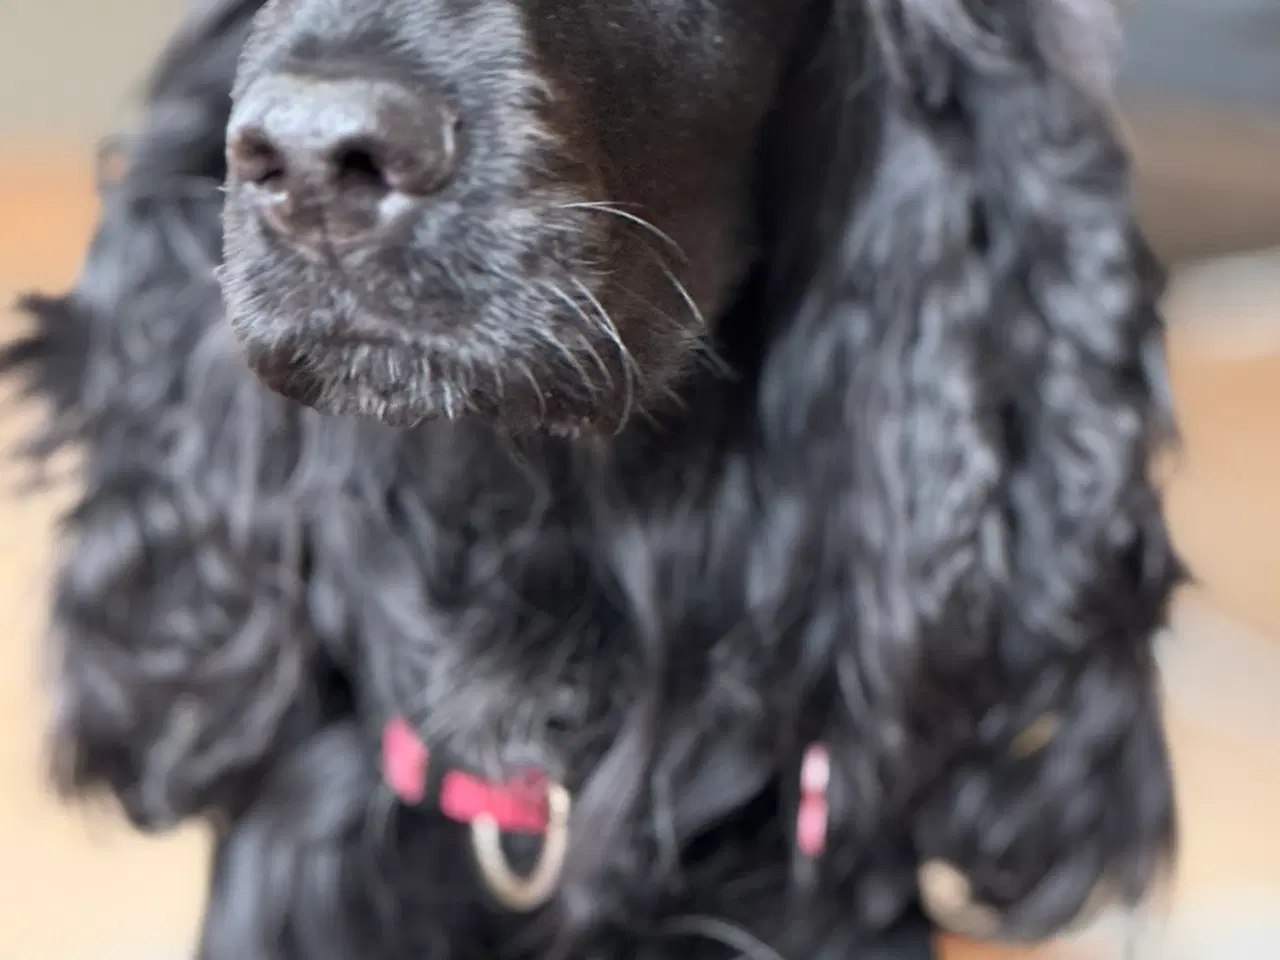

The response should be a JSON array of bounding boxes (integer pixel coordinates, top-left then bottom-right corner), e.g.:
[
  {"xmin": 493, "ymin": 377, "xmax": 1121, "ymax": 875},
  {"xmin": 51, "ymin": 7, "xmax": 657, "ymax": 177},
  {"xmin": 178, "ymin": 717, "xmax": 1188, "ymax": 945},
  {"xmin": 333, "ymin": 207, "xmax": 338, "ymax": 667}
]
[
  {"xmin": 381, "ymin": 717, "xmax": 830, "ymax": 854},
  {"xmin": 381, "ymin": 717, "xmax": 553, "ymax": 834}
]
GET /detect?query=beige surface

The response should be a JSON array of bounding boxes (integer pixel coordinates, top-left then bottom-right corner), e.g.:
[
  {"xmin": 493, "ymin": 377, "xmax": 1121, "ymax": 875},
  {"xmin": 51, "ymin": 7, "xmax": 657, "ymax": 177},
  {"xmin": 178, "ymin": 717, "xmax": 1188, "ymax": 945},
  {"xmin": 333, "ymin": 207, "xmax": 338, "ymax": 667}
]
[
  {"xmin": 1164, "ymin": 276, "xmax": 1280, "ymax": 639},
  {"xmin": 0, "ymin": 152, "xmax": 209, "ymax": 958},
  {"xmin": 0, "ymin": 0, "xmax": 183, "ymax": 141},
  {"xmin": 2, "ymin": 151, "xmax": 1280, "ymax": 960}
]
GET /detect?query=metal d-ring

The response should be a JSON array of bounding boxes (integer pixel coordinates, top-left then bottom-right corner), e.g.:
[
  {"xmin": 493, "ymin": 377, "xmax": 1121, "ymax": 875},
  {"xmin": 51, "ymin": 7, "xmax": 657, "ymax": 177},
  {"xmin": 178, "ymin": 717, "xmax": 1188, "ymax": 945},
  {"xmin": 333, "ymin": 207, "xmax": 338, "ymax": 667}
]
[{"xmin": 469, "ymin": 781, "xmax": 571, "ymax": 912}]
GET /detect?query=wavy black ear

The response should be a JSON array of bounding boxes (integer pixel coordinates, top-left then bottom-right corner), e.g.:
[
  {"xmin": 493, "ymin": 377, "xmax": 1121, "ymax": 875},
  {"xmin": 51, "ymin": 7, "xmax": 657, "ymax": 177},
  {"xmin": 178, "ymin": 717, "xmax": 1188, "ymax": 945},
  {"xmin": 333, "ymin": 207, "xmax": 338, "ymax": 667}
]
[
  {"xmin": 759, "ymin": 0, "xmax": 1181, "ymax": 938},
  {"xmin": 0, "ymin": 0, "xmax": 321, "ymax": 829}
]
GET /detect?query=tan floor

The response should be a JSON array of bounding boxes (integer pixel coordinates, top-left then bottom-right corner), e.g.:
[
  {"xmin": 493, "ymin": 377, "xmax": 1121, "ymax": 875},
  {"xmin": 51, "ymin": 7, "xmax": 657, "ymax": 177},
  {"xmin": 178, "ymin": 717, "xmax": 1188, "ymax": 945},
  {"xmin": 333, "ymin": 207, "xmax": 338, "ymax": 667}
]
[{"xmin": 1, "ymin": 149, "xmax": 1279, "ymax": 959}]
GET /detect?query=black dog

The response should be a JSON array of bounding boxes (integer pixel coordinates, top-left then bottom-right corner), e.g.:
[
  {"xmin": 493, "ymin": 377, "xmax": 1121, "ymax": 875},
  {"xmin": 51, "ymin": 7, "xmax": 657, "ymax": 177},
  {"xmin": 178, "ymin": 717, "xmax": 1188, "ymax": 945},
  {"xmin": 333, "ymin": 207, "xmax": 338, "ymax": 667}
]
[{"xmin": 4, "ymin": 0, "xmax": 1181, "ymax": 957}]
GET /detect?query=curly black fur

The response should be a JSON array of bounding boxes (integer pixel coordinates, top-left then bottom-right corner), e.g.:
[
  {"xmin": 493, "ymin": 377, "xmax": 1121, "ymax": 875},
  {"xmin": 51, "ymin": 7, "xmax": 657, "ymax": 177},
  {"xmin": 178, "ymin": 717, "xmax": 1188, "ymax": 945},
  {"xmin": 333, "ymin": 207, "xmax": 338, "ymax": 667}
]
[{"xmin": 4, "ymin": 0, "xmax": 1182, "ymax": 957}]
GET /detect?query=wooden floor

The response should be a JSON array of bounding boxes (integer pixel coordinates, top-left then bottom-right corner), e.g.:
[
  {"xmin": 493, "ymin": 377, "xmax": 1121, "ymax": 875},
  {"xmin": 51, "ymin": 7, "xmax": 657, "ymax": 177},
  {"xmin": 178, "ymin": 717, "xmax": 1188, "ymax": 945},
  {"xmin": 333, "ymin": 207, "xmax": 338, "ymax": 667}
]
[{"xmin": 1, "ymin": 148, "xmax": 1278, "ymax": 959}]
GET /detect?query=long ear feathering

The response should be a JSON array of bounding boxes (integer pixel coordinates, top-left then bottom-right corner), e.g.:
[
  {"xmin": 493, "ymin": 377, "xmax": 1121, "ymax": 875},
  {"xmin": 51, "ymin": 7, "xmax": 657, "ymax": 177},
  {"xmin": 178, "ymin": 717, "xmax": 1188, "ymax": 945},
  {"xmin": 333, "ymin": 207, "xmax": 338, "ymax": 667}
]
[
  {"xmin": 195, "ymin": 722, "xmax": 391, "ymax": 960},
  {"xmin": 0, "ymin": 0, "xmax": 332, "ymax": 828},
  {"xmin": 758, "ymin": 0, "xmax": 1181, "ymax": 939}
]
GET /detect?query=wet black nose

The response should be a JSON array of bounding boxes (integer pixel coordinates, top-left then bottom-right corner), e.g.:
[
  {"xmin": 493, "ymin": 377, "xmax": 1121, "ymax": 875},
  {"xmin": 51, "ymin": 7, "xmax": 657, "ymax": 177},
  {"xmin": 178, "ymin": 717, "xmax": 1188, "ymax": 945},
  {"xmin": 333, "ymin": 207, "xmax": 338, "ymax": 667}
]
[{"xmin": 226, "ymin": 73, "xmax": 458, "ymax": 249}]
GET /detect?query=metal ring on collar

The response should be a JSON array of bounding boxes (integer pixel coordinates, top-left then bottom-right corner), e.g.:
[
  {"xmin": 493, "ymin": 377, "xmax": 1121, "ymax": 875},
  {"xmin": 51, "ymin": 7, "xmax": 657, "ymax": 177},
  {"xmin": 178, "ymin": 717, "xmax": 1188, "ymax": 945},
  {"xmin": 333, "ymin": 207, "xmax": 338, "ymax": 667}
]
[{"xmin": 469, "ymin": 781, "xmax": 571, "ymax": 912}]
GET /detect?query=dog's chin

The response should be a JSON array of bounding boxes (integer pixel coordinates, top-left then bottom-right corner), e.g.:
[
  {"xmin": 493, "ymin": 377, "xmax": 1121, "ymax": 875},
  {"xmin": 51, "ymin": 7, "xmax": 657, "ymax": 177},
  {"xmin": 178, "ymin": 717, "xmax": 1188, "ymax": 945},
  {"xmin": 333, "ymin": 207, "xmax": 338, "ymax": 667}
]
[
  {"xmin": 237, "ymin": 329, "xmax": 626, "ymax": 436},
  {"xmin": 246, "ymin": 345, "xmax": 439, "ymax": 428}
]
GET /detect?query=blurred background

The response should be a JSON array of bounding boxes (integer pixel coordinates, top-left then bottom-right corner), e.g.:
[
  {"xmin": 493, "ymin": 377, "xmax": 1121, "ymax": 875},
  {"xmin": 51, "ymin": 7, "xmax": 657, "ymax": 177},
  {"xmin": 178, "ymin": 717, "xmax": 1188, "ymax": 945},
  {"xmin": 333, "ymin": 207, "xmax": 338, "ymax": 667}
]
[{"xmin": 0, "ymin": 1, "xmax": 1278, "ymax": 958}]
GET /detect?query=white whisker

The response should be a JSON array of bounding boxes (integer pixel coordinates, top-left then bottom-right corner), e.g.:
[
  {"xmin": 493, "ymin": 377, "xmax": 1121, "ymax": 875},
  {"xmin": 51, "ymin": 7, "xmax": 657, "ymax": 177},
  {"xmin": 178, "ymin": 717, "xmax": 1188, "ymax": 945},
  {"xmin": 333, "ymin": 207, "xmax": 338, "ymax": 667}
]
[
  {"xmin": 561, "ymin": 200, "xmax": 687, "ymax": 261},
  {"xmin": 516, "ymin": 359, "xmax": 548, "ymax": 422},
  {"xmin": 658, "ymin": 260, "xmax": 705, "ymax": 331},
  {"xmin": 654, "ymin": 258, "xmax": 733, "ymax": 377},
  {"xmin": 541, "ymin": 282, "xmax": 615, "ymax": 390},
  {"xmin": 570, "ymin": 275, "xmax": 639, "ymax": 427}
]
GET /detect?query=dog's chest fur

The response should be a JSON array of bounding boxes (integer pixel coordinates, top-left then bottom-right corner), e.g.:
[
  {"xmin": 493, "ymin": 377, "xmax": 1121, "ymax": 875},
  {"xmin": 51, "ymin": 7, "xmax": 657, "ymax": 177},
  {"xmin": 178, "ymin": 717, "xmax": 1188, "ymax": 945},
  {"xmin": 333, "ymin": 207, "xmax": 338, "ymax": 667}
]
[
  {"xmin": 311, "ymin": 380, "xmax": 805, "ymax": 791},
  {"xmin": 289, "ymin": 386, "xmax": 836, "ymax": 946}
]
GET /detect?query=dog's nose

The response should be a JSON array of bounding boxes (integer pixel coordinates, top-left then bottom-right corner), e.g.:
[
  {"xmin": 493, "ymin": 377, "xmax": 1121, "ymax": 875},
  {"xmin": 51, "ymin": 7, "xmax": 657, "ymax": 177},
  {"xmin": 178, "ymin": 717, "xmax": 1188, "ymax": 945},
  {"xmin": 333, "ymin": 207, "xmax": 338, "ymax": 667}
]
[{"xmin": 226, "ymin": 73, "xmax": 457, "ymax": 247}]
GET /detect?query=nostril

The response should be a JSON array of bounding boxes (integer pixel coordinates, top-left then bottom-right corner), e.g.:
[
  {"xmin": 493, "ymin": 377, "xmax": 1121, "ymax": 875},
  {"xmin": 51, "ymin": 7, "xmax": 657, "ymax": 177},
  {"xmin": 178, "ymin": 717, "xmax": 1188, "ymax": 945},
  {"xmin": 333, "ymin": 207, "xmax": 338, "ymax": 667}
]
[
  {"xmin": 227, "ymin": 128, "xmax": 287, "ymax": 188},
  {"xmin": 332, "ymin": 142, "xmax": 389, "ymax": 193}
]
